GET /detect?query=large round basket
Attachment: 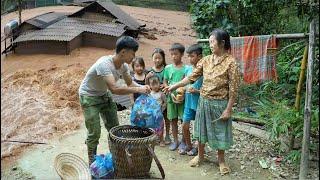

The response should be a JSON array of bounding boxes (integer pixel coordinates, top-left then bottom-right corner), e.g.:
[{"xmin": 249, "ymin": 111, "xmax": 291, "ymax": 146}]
[
  {"xmin": 108, "ymin": 125, "xmax": 165, "ymax": 179},
  {"xmin": 54, "ymin": 153, "xmax": 91, "ymax": 180}
]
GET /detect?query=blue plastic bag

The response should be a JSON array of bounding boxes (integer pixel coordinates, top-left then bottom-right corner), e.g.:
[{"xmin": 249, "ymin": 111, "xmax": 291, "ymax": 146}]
[
  {"xmin": 130, "ymin": 94, "xmax": 164, "ymax": 135},
  {"xmin": 90, "ymin": 153, "xmax": 114, "ymax": 178}
]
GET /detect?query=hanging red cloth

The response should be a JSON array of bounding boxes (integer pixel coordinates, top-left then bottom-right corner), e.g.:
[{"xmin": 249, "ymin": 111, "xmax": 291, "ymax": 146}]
[{"xmin": 230, "ymin": 35, "xmax": 278, "ymax": 84}]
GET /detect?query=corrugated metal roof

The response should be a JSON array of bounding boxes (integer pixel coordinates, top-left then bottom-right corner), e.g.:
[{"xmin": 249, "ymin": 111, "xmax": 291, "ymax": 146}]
[
  {"xmin": 70, "ymin": 1, "xmax": 143, "ymax": 30},
  {"xmin": 24, "ymin": 12, "xmax": 67, "ymax": 29},
  {"xmin": 51, "ymin": 17, "xmax": 126, "ymax": 36},
  {"xmin": 81, "ymin": 12, "xmax": 115, "ymax": 22},
  {"xmin": 14, "ymin": 28, "xmax": 82, "ymax": 42},
  {"xmin": 98, "ymin": 1, "xmax": 142, "ymax": 30},
  {"xmin": 14, "ymin": 17, "xmax": 125, "ymax": 43}
]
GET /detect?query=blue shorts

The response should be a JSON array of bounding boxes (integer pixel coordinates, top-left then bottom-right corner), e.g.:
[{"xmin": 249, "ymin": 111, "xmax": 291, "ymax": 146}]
[{"xmin": 182, "ymin": 107, "xmax": 196, "ymax": 122}]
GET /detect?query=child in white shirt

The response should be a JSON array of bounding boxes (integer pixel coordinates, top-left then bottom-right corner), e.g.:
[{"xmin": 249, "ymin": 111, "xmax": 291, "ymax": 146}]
[{"xmin": 148, "ymin": 75, "xmax": 166, "ymax": 146}]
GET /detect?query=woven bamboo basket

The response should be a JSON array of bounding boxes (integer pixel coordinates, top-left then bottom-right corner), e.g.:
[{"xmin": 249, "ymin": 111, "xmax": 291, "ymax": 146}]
[{"xmin": 108, "ymin": 125, "xmax": 165, "ymax": 179}]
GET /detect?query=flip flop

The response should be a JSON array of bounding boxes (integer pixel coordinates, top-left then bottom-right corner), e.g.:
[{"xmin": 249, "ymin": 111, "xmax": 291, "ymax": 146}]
[
  {"xmin": 159, "ymin": 141, "xmax": 165, "ymax": 147},
  {"xmin": 178, "ymin": 149, "xmax": 187, "ymax": 155},
  {"xmin": 178, "ymin": 142, "xmax": 186, "ymax": 154},
  {"xmin": 164, "ymin": 136, "xmax": 171, "ymax": 145},
  {"xmin": 187, "ymin": 147, "xmax": 198, "ymax": 156},
  {"xmin": 189, "ymin": 156, "xmax": 202, "ymax": 167},
  {"xmin": 169, "ymin": 142, "xmax": 180, "ymax": 151},
  {"xmin": 219, "ymin": 163, "xmax": 231, "ymax": 175}
]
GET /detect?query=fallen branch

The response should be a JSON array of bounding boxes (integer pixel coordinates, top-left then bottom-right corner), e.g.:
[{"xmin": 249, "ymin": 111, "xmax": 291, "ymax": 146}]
[
  {"xmin": 233, "ymin": 122, "xmax": 270, "ymax": 140},
  {"xmin": 232, "ymin": 116, "xmax": 265, "ymax": 126},
  {"xmin": 1, "ymin": 140, "xmax": 48, "ymax": 145}
]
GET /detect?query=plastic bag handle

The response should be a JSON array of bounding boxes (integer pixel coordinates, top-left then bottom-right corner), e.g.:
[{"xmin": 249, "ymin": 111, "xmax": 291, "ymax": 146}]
[{"xmin": 145, "ymin": 145, "xmax": 165, "ymax": 179}]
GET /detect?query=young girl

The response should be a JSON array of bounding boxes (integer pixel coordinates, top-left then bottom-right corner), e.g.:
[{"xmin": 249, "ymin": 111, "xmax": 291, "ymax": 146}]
[
  {"xmin": 148, "ymin": 75, "xmax": 166, "ymax": 147},
  {"xmin": 146, "ymin": 48, "xmax": 171, "ymax": 145},
  {"xmin": 164, "ymin": 29, "xmax": 241, "ymax": 175},
  {"xmin": 132, "ymin": 57, "xmax": 146, "ymax": 101}
]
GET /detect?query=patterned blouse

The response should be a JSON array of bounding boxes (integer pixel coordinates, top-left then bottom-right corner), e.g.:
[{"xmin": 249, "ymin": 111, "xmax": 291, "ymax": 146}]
[{"xmin": 187, "ymin": 53, "xmax": 241, "ymax": 100}]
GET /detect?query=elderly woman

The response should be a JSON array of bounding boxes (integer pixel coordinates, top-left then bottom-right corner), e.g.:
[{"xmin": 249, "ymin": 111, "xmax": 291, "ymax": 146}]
[{"xmin": 164, "ymin": 29, "xmax": 240, "ymax": 175}]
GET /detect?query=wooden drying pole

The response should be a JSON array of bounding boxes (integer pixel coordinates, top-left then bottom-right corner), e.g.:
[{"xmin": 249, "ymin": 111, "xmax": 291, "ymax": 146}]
[
  {"xmin": 299, "ymin": 19, "xmax": 316, "ymax": 180},
  {"xmin": 197, "ymin": 33, "xmax": 309, "ymax": 42}
]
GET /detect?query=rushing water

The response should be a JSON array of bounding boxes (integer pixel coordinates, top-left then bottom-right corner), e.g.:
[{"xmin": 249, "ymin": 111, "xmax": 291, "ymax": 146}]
[{"xmin": 1, "ymin": 69, "xmax": 83, "ymax": 159}]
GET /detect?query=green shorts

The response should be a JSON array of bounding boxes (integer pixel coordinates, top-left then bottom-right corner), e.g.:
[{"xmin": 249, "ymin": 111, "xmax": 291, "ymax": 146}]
[
  {"xmin": 167, "ymin": 102, "xmax": 184, "ymax": 121},
  {"xmin": 79, "ymin": 92, "xmax": 119, "ymax": 150}
]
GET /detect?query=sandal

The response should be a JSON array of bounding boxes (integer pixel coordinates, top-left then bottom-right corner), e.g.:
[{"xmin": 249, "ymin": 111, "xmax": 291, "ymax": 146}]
[
  {"xmin": 219, "ymin": 163, "xmax": 231, "ymax": 175},
  {"xmin": 187, "ymin": 147, "xmax": 198, "ymax": 156},
  {"xmin": 178, "ymin": 142, "xmax": 187, "ymax": 154},
  {"xmin": 179, "ymin": 146, "xmax": 192, "ymax": 155},
  {"xmin": 189, "ymin": 156, "xmax": 203, "ymax": 167},
  {"xmin": 164, "ymin": 135, "xmax": 171, "ymax": 145},
  {"xmin": 169, "ymin": 142, "xmax": 180, "ymax": 151},
  {"xmin": 159, "ymin": 141, "xmax": 165, "ymax": 147}
]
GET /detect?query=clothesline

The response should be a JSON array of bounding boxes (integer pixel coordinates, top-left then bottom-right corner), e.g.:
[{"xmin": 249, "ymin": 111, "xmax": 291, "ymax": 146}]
[{"xmin": 197, "ymin": 33, "xmax": 310, "ymax": 43}]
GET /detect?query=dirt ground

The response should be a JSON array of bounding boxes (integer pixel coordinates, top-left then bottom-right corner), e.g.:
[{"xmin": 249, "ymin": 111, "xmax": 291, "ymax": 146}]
[
  {"xmin": 0, "ymin": 110, "xmax": 273, "ymax": 180},
  {"xmin": 1, "ymin": 5, "xmax": 319, "ymax": 180}
]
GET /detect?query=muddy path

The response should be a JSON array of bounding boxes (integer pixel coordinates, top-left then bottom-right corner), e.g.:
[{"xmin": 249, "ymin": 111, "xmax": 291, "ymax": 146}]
[
  {"xmin": 3, "ymin": 110, "xmax": 318, "ymax": 179},
  {"xmin": 1, "ymin": 110, "xmax": 272, "ymax": 180}
]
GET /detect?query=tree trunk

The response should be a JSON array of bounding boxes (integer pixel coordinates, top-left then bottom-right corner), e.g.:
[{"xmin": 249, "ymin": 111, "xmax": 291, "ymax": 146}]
[{"xmin": 299, "ymin": 19, "xmax": 316, "ymax": 180}]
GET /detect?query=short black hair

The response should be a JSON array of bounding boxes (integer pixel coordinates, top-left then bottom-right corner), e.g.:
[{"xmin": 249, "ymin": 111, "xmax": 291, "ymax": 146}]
[
  {"xmin": 169, "ymin": 43, "xmax": 185, "ymax": 54},
  {"xmin": 131, "ymin": 57, "xmax": 145, "ymax": 70},
  {"xmin": 186, "ymin": 44, "xmax": 203, "ymax": 55},
  {"xmin": 148, "ymin": 75, "xmax": 160, "ymax": 86},
  {"xmin": 210, "ymin": 29, "xmax": 231, "ymax": 50},
  {"xmin": 116, "ymin": 36, "xmax": 139, "ymax": 53}
]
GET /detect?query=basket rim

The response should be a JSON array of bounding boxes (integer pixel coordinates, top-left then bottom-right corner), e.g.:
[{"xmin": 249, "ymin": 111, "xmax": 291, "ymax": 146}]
[{"xmin": 109, "ymin": 125, "xmax": 156, "ymax": 142}]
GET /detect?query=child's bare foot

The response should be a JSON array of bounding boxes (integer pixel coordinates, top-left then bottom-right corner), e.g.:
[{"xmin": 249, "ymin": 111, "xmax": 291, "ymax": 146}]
[
  {"xmin": 219, "ymin": 162, "xmax": 231, "ymax": 175},
  {"xmin": 159, "ymin": 141, "xmax": 165, "ymax": 147}
]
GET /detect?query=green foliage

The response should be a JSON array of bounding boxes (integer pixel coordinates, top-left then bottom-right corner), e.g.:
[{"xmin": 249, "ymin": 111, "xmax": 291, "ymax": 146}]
[
  {"xmin": 190, "ymin": 0, "xmax": 236, "ymax": 38},
  {"xmin": 1, "ymin": 0, "xmax": 17, "ymax": 14},
  {"xmin": 254, "ymin": 99, "xmax": 304, "ymax": 140},
  {"xmin": 190, "ymin": 0, "xmax": 319, "ymax": 38},
  {"xmin": 252, "ymin": 97, "xmax": 319, "ymax": 164},
  {"xmin": 285, "ymin": 150, "xmax": 301, "ymax": 165}
]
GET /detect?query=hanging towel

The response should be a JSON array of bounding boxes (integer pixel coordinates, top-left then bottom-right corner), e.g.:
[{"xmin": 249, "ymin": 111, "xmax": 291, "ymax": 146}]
[{"xmin": 230, "ymin": 35, "xmax": 278, "ymax": 84}]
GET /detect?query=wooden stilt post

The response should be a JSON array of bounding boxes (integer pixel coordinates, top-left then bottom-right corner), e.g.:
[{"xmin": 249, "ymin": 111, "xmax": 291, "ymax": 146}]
[
  {"xmin": 299, "ymin": 19, "xmax": 315, "ymax": 180},
  {"xmin": 4, "ymin": 37, "xmax": 7, "ymax": 56},
  {"xmin": 18, "ymin": 0, "xmax": 22, "ymax": 25}
]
